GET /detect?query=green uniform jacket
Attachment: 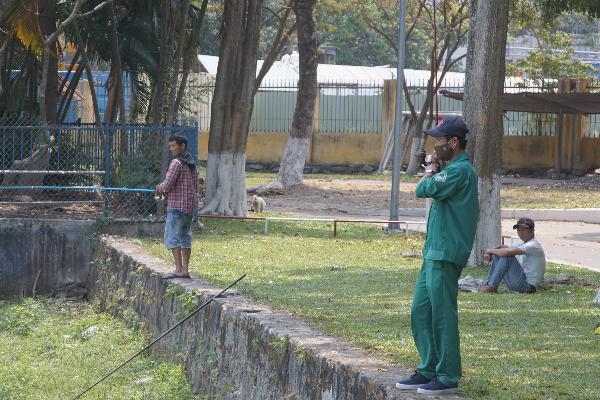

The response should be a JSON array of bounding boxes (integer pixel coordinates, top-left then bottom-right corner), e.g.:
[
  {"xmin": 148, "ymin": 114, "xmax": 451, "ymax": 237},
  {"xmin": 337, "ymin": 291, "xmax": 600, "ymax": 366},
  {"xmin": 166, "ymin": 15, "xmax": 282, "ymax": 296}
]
[{"xmin": 416, "ymin": 153, "xmax": 479, "ymax": 267}]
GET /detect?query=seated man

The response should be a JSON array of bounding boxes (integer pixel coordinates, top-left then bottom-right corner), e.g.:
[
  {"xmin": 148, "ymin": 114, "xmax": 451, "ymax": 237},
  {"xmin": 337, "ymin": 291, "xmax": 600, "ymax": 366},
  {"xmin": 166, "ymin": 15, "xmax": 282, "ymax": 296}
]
[{"xmin": 479, "ymin": 217, "xmax": 546, "ymax": 294}]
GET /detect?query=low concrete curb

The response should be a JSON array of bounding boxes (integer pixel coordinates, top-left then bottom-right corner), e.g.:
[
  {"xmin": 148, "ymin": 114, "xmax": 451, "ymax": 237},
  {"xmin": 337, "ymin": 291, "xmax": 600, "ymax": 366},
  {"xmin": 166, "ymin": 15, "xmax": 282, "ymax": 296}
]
[
  {"xmin": 399, "ymin": 208, "xmax": 600, "ymax": 224},
  {"xmin": 501, "ymin": 208, "xmax": 600, "ymax": 224}
]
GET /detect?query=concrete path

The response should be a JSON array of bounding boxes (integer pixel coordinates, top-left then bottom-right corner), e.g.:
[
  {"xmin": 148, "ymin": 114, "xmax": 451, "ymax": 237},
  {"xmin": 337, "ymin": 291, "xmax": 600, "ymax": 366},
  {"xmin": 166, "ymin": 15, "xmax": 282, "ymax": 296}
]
[
  {"xmin": 401, "ymin": 216, "xmax": 600, "ymax": 273},
  {"xmin": 501, "ymin": 219, "xmax": 600, "ymax": 272}
]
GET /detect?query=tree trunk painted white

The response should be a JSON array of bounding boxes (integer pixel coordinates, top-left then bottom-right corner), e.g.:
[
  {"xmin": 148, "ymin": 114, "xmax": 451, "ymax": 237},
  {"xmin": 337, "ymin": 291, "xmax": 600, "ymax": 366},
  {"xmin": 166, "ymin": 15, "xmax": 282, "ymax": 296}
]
[
  {"xmin": 278, "ymin": 136, "xmax": 310, "ymax": 187},
  {"xmin": 468, "ymin": 175, "xmax": 501, "ymax": 266},
  {"xmin": 405, "ymin": 134, "xmax": 423, "ymax": 174},
  {"xmin": 273, "ymin": 0, "xmax": 317, "ymax": 189},
  {"xmin": 203, "ymin": 152, "xmax": 247, "ymax": 216},
  {"xmin": 464, "ymin": 0, "xmax": 509, "ymax": 266},
  {"xmin": 203, "ymin": 0, "xmax": 262, "ymax": 216}
]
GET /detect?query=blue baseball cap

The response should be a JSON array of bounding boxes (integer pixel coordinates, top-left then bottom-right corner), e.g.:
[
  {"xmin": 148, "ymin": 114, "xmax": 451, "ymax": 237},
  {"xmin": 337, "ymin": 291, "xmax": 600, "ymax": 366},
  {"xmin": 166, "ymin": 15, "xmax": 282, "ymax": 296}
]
[{"xmin": 424, "ymin": 116, "xmax": 469, "ymax": 138}]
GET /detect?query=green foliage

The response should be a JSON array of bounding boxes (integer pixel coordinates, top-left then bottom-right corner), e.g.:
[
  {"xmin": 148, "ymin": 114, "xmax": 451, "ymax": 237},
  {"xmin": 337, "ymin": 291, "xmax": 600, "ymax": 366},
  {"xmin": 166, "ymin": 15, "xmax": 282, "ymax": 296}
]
[
  {"xmin": 0, "ymin": 299, "xmax": 43, "ymax": 337},
  {"xmin": 269, "ymin": 334, "xmax": 290, "ymax": 354},
  {"xmin": 294, "ymin": 346, "xmax": 309, "ymax": 363},
  {"xmin": 315, "ymin": 2, "xmax": 399, "ymax": 67},
  {"xmin": 511, "ymin": 31, "xmax": 595, "ymax": 87},
  {"xmin": 540, "ymin": 0, "xmax": 600, "ymax": 20},
  {"xmin": 554, "ymin": 12, "xmax": 599, "ymax": 36},
  {"xmin": 0, "ymin": 298, "xmax": 200, "ymax": 400},
  {"xmin": 141, "ymin": 218, "xmax": 600, "ymax": 399},
  {"xmin": 46, "ymin": 135, "xmax": 100, "ymax": 186},
  {"xmin": 509, "ymin": 0, "xmax": 545, "ymax": 36},
  {"xmin": 164, "ymin": 286, "xmax": 200, "ymax": 318},
  {"xmin": 113, "ymin": 141, "xmax": 161, "ymax": 189}
]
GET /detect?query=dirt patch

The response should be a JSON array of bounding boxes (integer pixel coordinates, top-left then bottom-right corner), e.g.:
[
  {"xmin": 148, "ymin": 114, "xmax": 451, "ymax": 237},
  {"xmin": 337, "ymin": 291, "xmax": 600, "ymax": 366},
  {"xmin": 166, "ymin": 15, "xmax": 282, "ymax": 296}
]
[
  {"xmin": 261, "ymin": 178, "xmax": 422, "ymax": 218},
  {"xmin": 3, "ymin": 175, "xmax": 598, "ymax": 220},
  {"xmin": 0, "ymin": 203, "xmax": 102, "ymax": 219}
]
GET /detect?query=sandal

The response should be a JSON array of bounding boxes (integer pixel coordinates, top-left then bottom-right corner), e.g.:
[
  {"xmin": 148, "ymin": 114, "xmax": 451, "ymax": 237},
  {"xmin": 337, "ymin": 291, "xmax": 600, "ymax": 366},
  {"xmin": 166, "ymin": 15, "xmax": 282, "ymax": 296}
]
[{"xmin": 162, "ymin": 273, "xmax": 191, "ymax": 279}]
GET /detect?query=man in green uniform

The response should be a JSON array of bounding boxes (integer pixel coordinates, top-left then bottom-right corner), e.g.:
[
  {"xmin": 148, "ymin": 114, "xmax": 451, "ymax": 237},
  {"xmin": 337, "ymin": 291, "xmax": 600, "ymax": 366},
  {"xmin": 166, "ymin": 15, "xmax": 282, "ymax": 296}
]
[{"xmin": 396, "ymin": 116, "xmax": 478, "ymax": 395}]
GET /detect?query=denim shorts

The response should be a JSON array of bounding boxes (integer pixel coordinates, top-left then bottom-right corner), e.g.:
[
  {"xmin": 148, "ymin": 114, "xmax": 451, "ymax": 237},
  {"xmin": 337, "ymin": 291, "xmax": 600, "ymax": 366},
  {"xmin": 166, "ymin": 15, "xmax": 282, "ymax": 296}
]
[{"xmin": 164, "ymin": 211, "xmax": 193, "ymax": 249}]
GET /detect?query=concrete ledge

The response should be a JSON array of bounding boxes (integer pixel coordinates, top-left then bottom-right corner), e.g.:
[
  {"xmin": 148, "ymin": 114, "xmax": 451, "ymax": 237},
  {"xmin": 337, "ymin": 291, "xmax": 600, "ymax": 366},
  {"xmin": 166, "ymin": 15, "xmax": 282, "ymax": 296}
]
[
  {"xmin": 397, "ymin": 208, "xmax": 426, "ymax": 218},
  {"xmin": 501, "ymin": 208, "xmax": 600, "ymax": 224},
  {"xmin": 399, "ymin": 208, "xmax": 600, "ymax": 224},
  {"xmin": 89, "ymin": 237, "xmax": 463, "ymax": 399},
  {"xmin": 98, "ymin": 219, "xmax": 165, "ymax": 237}
]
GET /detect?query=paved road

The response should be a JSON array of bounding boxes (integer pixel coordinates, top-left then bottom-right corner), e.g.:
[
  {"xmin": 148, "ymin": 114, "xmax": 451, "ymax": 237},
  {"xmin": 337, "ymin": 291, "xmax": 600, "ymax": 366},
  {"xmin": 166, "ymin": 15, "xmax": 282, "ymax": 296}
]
[{"xmin": 502, "ymin": 219, "xmax": 600, "ymax": 272}]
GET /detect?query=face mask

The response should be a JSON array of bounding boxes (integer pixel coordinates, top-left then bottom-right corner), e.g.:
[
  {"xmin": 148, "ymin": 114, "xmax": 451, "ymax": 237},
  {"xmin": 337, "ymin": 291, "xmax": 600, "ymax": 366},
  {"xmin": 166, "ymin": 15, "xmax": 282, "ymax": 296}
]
[{"xmin": 434, "ymin": 141, "xmax": 455, "ymax": 161}]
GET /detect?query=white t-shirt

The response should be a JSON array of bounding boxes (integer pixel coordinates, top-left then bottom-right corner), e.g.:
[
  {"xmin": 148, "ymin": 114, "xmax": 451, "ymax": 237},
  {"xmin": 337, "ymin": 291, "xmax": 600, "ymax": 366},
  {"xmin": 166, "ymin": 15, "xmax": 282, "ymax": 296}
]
[{"xmin": 510, "ymin": 238, "xmax": 546, "ymax": 286}]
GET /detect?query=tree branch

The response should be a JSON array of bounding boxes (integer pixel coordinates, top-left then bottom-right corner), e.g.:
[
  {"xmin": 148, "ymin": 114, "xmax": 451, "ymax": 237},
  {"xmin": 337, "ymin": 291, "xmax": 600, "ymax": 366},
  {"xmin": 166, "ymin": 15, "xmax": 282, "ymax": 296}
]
[
  {"xmin": 78, "ymin": 0, "xmax": 115, "ymax": 19},
  {"xmin": 406, "ymin": 3, "xmax": 424, "ymax": 42},
  {"xmin": 174, "ymin": 0, "xmax": 209, "ymax": 116},
  {"xmin": 45, "ymin": 0, "xmax": 115, "ymax": 45},
  {"xmin": 362, "ymin": 17, "xmax": 397, "ymax": 54},
  {"xmin": 255, "ymin": 13, "xmax": 296, "ymax": 92}
]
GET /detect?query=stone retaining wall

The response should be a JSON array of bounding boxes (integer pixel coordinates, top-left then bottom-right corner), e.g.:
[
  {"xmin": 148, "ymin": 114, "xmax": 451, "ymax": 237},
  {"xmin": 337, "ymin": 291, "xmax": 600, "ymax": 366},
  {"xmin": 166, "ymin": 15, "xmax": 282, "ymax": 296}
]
[
  {"xmin": 0, "ymin": 218, "xmax": 95, "ymax": 298},
  {"xmin": 89, "ymin": 237, "xmax": 442, "ymax": 400}
]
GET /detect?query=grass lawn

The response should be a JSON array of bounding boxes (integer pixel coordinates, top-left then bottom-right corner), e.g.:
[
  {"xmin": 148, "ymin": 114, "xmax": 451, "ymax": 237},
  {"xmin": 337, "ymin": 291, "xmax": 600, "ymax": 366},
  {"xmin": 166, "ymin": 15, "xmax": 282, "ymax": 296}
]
[
  {"xmin": 140, "ymin": 219, "xmax": 600, "ymax": 399},
  {"xmin": 0, "ymin": 299, "xmax": 201, "ymax": 400}
]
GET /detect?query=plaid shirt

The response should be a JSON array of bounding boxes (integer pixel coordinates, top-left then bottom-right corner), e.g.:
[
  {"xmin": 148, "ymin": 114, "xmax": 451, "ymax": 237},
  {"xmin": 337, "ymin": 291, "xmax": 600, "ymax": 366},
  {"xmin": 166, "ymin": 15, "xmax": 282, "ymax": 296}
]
[{"xmin": 156, "ymin": 158, "xmax": 199, "ymax": 216}]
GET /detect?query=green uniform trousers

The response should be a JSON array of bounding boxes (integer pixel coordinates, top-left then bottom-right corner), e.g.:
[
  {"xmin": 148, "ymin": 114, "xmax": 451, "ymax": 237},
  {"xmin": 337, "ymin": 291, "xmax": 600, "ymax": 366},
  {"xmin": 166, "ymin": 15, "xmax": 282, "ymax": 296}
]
[{"xmin": 411, "ymin": 259, "xmax": 463, "ymax": 387}]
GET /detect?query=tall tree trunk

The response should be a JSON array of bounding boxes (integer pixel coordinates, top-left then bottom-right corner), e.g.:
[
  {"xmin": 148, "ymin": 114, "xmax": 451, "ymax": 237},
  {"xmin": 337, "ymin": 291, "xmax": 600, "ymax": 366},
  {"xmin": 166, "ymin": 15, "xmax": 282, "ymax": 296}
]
[
  {"xmin": 464, "ymin": 0, "xmax": 509, "ymax": 266},
  {"xmin": 38, "ymin": 0, "xmax": 58, "ymax": 124},
  {"xmin": 165, "ymin": 0, "xmax": 190, "ymax": 125},
  {"xmin": 203, "ymin": 0, "xmax": 263, "ymax": 216},
  {"xmin": 274, "ymin": 0, "xmax": 317, "ymax": 188},
  {"xmin": 0, "ymin": 38, "xmax": 9, "ymax": 106},
  {"xmin": 173, "ymin": 0, "xmax": 208, "ymax": 116},
  {"xmin": 159, "ymin": 0, "xmax": 191, "ymax": 185},
  {"xmin": 104, "ymin": 3, "xmax": 124, "ymax": 124},
  {"xmin": 148, "ymin": 0, "xmax": 175, "ymax": 125},
  {"xmin": 74, "ymin": 21, "xmax": 102, "ymax": 126}
]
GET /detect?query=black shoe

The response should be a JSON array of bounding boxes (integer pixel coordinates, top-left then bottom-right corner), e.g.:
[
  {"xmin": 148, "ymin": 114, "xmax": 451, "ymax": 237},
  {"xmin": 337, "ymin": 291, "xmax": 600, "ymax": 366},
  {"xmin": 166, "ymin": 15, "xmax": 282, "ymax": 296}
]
[
  {"xmin": 417, "ymin": 377, "xmax": 458, "ymax": 395},
  {"xmin": 395, "ymin": 371, "xmax": 431, "ymax": 390}
]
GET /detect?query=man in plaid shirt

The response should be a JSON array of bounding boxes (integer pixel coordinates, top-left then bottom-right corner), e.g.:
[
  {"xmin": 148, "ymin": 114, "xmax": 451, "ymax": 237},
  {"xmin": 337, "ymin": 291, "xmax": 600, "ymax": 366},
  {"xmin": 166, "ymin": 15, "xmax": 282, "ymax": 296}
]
[{"xmin": 156, "ymin": 135, "xmax": 199, "ymax": 279}]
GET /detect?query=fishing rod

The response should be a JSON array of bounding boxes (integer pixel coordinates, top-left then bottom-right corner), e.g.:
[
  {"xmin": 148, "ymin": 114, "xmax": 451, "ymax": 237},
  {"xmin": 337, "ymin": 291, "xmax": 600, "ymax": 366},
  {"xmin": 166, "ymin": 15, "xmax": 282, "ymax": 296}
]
[{"xmin": 71, "ymin": 274, "xmax": 246, "ymax": 400}]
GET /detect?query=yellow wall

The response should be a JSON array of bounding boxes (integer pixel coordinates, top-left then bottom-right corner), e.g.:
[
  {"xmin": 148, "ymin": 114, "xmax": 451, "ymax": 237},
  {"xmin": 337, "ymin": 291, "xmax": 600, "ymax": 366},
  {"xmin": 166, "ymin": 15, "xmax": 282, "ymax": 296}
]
[
  {"xmin": 198, "ymin": 130, "xmax": 600, "ymax": 169},
  {"xmin": 310, "ymin": 134, "xmax": 382, "ymax": 164},
  {"xmin": 246, "ymin": 133, "xmax": 289, "ymax": 162},
  {"xmin": 199, "ymin": 131, "xmax": 383, "ymax": 164},
  {"xmin": 501, "ymin": 136, "xmax": 556, "ymax": 169},
  {"xmin": 199, "ymin": 131, "xmax": 295, "ymax": 162},
  {"xmin": 199, "ymin": 131, "xmax": 209, "ymax": 160},
  {"xmin": 581, "ymin": 138, "xmax": 600, "ymax": 167}
]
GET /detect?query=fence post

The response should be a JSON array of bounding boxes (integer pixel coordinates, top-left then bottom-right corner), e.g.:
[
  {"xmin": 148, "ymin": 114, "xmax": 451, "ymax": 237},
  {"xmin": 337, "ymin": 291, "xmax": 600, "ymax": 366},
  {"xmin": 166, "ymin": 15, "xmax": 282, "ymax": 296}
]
[
  {"xmin": 308, "ymin": 84, "xmax": 320, "ymax": 163},
  {"xmin": 103, "ymin": 126, "xmax": 111, "ymax": 217}
]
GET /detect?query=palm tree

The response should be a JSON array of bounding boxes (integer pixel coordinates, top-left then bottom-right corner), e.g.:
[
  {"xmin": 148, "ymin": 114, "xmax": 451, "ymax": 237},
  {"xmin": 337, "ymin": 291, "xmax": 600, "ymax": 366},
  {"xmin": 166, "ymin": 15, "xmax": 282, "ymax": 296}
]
[{"xmin": 0, "ymin": 0, "xmax": 44, "ymax": 119}]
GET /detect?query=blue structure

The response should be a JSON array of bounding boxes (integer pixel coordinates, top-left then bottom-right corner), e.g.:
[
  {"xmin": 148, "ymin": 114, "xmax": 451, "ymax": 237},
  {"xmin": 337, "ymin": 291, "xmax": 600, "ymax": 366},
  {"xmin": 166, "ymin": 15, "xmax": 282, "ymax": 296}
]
[{"xmin": 57, "ymin": 71, "xmax": 133, "ymax": 123}]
